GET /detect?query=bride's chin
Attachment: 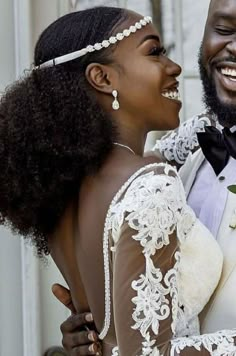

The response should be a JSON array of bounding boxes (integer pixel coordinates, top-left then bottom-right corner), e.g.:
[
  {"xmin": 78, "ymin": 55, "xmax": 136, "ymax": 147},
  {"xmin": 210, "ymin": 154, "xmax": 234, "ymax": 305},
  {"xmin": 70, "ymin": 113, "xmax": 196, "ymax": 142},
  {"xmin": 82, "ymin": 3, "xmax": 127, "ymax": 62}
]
[
  {"xmin": 166, "ymin": 116, "xmax": 180, "ymax": 130},
  {"xmin": 174, "ymin": 116, "xmax": 180, "ymax": 128}
]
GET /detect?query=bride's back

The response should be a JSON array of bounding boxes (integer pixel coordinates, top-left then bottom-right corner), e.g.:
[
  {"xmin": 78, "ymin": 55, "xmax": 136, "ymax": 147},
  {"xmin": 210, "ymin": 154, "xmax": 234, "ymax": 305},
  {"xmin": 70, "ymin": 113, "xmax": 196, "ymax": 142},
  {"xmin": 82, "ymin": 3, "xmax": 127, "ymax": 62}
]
[{"xmin": 50, "ymin": 154, "xmax": 159, "ymax": 350}]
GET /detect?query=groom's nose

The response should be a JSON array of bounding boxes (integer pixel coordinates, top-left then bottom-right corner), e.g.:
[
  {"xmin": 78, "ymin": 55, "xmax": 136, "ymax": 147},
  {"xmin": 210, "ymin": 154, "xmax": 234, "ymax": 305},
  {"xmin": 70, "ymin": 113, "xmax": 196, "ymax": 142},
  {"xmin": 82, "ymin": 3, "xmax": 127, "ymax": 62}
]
[{"xmin": 226, "ymin": 38, "xmax": 236, "ymax": 56}]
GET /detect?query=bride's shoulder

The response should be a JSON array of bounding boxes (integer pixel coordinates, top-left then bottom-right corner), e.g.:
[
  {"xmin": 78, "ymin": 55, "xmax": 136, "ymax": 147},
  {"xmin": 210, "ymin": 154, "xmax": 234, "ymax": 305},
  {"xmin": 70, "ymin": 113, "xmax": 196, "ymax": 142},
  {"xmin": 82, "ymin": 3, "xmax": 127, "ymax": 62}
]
[
  {"xmin": 135, "ymin": 156, "xmax": 178, "ymax": 179},
  {"xmin": 127, "ymin": 155, "xmax": 176, "ymax": 173},
  {"xmin": 119, "ymin": 155, "xmax": 180, "ymax": 187},
  {"xmin": 101, "ymin": 156, "xmax": 180, "ymax": 206},
  {"xmin": 118, "ymin": 157, "xmax": 181, "ymax": 202}
]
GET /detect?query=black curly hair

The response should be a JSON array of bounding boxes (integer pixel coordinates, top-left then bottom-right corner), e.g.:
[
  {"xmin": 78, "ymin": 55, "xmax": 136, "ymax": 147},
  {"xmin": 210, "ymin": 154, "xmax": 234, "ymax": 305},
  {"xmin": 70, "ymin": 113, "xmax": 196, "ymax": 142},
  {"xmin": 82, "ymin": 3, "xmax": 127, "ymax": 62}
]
[{"xmin": 0, "ymin": 7, "xmax": 129, "ymax": 256}]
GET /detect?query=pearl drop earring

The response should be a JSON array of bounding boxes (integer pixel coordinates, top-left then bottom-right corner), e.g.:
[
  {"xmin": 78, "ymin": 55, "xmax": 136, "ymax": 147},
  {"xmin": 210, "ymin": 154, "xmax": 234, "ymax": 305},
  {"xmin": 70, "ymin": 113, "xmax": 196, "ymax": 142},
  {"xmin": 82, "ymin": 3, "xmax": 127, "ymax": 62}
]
[{"xmin": 112, "ymin": 90, "xmax": 120, "ymax": 110}]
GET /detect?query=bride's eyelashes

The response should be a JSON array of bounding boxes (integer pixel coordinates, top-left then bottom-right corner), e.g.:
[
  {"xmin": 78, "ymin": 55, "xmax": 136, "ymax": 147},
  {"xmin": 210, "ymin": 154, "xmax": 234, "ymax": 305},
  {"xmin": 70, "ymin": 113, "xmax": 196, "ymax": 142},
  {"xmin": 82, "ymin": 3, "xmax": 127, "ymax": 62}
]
[{"xmin": 149, "ymin": 46, "xmax": 167, "ymax": 56}]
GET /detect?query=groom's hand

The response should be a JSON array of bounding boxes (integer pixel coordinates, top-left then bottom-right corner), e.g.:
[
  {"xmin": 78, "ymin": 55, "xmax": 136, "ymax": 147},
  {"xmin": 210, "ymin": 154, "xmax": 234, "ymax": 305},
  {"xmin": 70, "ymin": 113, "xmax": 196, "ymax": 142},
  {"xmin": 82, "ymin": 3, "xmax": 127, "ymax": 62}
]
[{"xmin": 52, "ymin": 283, "xmax": 101, "ymax": 355}]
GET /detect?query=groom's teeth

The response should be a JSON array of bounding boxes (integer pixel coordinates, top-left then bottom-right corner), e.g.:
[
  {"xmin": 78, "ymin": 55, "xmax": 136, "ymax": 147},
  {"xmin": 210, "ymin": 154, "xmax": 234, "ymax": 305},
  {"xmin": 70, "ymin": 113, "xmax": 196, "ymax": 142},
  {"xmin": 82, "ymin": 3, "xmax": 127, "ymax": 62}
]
[
  {"xmin": 221, "ymin": 68, "xmax": 236, "ymax": 77},
  {"xmin": 162, "ymin": 91, "xmax": 180, "ymax": 100}
]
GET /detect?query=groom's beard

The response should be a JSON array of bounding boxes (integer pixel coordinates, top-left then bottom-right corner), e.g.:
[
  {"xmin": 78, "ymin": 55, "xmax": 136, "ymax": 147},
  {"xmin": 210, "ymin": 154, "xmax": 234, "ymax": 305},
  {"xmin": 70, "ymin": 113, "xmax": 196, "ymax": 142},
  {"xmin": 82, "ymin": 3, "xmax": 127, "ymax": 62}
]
[{"xmin": 198, "ymin": 45, "xmax": 236, "ymax": 127}]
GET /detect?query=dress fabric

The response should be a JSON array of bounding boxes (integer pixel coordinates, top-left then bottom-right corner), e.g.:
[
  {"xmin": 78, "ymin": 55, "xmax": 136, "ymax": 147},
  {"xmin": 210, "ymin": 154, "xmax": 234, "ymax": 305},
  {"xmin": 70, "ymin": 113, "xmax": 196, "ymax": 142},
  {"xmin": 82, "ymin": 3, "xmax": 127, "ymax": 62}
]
[{"xmin": 99, "ymin": 162, "xmax": 236, "ymax": 355}]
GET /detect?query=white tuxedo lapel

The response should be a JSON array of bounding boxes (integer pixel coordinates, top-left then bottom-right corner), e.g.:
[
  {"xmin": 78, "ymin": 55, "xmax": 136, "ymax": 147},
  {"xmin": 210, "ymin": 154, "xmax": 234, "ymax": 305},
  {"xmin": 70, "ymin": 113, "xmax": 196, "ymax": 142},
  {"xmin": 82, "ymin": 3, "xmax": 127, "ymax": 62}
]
[
  {"xmin": 158, "ymin": 113, "xmax": 236, "ymax": 332},
  {"xmin": 178, "ymin": 149, "xmax": 205, "ymax": 197},
  {"xmin": 201, "ymin": 177, "xmax": 236, "ymax": 333},
  {"xmin": 179, "ymin": 151, "xmax": 236, "ymax": 333},
  {"xmin": 215, "ymin": 187, "xmax": 236, "ymax": 290}
]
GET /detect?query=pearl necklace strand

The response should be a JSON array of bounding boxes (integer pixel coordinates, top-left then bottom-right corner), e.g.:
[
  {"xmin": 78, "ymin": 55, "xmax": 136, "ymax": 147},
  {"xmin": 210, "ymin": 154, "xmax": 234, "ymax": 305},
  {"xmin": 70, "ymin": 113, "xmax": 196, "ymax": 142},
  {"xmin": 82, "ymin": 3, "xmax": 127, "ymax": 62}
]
[{"xmin": 113, "ymin": 142, "xmax": 136, "ymax": 155}]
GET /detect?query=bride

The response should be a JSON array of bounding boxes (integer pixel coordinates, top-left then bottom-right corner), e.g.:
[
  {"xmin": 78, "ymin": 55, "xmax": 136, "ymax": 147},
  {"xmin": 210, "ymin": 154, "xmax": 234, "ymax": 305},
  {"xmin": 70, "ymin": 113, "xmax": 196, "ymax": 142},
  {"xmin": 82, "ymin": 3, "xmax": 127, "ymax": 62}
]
[{"xmin": 0, "ymin": 6, "xmax": 236, "ymax": 355}]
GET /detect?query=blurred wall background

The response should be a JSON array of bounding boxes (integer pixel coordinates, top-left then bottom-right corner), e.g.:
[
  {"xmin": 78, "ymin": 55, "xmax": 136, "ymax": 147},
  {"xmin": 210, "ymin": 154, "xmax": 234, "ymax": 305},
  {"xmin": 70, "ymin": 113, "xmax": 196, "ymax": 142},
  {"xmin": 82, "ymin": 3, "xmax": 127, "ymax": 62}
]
[{"xmin": 0, "ymin": 1, "xmax": 210, "ymax": 355}]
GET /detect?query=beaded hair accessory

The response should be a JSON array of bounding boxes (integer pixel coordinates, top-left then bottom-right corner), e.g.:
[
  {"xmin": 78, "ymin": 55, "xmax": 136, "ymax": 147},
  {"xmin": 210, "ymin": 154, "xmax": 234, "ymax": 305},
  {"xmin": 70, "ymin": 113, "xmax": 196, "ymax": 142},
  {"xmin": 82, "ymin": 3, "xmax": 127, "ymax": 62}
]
[{"xmin": 35, "ymin": 16, "xmax": 152, "ymax": 69}]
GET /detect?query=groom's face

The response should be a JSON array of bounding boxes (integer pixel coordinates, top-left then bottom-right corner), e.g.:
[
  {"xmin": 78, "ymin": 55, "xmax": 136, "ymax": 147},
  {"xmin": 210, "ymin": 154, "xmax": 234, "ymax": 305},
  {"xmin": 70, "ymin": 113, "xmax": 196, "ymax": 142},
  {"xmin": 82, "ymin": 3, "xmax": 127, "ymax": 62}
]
[{"xmin": 199, "ymin": 0, "xmax": 236, "ymax": 127}]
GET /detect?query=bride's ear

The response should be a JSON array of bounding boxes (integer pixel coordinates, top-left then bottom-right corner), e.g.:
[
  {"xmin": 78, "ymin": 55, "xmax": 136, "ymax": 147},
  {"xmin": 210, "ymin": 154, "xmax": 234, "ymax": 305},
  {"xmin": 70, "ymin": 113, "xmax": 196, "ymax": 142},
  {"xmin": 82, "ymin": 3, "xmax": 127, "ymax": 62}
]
[{"xmin": 85, "ymin": 63, "xmax": 118, "ymax": 94}]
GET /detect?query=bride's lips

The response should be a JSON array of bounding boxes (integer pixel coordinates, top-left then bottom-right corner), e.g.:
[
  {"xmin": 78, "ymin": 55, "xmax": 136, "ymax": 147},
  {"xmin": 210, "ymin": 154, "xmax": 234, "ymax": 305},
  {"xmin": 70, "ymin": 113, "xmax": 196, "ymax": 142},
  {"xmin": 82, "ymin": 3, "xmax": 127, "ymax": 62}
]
[
  {"xmin": 161, "ymin": 81, "xmax": 181, "ymax": 103},
  {"xmin": 215, "ymin": 62, "xmax": 236, "ymax": 92}
]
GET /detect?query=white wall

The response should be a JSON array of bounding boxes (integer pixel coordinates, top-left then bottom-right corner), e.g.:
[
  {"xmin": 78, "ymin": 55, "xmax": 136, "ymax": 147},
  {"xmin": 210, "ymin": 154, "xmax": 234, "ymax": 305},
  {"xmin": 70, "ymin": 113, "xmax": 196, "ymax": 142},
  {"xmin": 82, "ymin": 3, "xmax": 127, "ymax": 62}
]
[
  {"xmin": 182, "ymin": 0, "xmax": 210, "ymax": 119},
  {"xmin": 0, "ymin": 1, "xmax": 23, "ymax": 355},
  {"xmin": 0, "ymin": 0, "xmax": 15, "ymax": 91},
  {"xmin": 0, "ymin": 0, "xmax": 68, "ymax": 354},
  {"xmin": 0, "ymin": 228, "xmax": 23, "ymax": 356}
]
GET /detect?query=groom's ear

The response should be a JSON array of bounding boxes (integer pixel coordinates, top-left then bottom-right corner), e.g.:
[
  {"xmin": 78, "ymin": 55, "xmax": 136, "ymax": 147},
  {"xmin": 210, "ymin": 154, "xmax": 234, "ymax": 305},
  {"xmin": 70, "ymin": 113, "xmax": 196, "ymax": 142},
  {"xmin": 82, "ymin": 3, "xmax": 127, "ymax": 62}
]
[{"xmin": 52, "ymin": 283, "xmax": 76, "ymax": 314}]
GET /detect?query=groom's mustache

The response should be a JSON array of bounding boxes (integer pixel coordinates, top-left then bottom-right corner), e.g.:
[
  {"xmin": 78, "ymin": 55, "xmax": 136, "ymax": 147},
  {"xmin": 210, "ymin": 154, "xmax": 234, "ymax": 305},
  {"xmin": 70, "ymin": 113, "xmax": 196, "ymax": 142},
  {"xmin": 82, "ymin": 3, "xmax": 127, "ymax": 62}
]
[{"xmin": 211, "ymin": 56, "xmax": 236, "ymax": 67}]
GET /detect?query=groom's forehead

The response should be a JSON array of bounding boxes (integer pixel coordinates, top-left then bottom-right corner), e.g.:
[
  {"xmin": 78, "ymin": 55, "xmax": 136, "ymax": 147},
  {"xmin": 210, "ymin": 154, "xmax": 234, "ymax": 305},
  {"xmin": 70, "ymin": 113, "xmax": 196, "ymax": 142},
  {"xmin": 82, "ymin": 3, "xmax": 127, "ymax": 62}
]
[
  {"xmin": 208, "ymin": 0, "xmax": 236, "ymax": 15},
  {"xmin": 205, "ymin": 0, "xmax": 236, "ymax": 28}
]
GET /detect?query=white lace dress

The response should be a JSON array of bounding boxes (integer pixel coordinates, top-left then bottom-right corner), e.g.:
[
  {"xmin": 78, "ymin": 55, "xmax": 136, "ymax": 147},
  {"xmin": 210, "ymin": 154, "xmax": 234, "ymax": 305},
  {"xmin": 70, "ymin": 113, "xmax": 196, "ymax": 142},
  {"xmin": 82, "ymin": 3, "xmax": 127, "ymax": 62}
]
[{"xmin": 98, "ymin": 162, "xmax": 236, "ymax": 355}]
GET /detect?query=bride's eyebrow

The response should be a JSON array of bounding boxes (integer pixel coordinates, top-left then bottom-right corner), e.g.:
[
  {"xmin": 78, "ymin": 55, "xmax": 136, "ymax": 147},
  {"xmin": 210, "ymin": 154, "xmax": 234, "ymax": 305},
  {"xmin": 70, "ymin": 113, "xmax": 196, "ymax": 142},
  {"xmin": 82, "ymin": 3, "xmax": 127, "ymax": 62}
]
[{"xmin": 137, "ymin": 34, "xmax": 160, "ymax": 48}]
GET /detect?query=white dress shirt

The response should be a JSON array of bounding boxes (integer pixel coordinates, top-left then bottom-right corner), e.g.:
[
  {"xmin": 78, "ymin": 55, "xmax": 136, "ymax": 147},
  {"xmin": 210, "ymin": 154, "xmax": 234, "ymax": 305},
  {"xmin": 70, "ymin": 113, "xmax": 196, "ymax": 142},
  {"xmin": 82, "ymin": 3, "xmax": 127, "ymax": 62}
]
[{"xmin": 188, "ymin": 157, "xmax": 236, "ymax": 238}]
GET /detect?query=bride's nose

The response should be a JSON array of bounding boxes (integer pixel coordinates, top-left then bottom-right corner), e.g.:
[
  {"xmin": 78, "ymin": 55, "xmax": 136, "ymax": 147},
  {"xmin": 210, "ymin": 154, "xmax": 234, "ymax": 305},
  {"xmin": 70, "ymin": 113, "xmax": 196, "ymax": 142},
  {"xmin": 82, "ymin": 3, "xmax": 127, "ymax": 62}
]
[{"xmin": 165, "ymin": 58, "xmax": 182, "ymax": 78}]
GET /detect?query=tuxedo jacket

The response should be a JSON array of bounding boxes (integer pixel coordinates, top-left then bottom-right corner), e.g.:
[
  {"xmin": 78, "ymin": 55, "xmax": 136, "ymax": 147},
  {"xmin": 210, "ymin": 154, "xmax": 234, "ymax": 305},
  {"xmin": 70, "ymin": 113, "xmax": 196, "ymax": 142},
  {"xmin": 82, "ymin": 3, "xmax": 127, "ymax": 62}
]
[
  {"xmin": 180, "ymin": 149, "xmax": 236, "ymax": 333},
  {"xmin": 155, "ymin": 111, "xmax": 236, "ymax": 333}
]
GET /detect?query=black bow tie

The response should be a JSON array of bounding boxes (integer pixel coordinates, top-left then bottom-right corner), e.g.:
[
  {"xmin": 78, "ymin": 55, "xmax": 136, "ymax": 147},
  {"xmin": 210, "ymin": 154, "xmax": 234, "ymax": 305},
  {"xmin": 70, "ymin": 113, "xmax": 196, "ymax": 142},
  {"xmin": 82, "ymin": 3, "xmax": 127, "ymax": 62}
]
[{"xmin": 197, "ymin": 126, "xmax": 236, "ymax": 175}]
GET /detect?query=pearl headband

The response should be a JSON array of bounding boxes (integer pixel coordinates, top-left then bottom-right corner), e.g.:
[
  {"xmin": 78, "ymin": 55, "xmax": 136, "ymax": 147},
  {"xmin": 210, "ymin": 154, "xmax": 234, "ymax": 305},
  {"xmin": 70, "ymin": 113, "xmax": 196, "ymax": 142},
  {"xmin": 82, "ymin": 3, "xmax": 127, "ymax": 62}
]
[{"xmin": 35, "ymin": 16, "xmax": 152, "ymax": 69}]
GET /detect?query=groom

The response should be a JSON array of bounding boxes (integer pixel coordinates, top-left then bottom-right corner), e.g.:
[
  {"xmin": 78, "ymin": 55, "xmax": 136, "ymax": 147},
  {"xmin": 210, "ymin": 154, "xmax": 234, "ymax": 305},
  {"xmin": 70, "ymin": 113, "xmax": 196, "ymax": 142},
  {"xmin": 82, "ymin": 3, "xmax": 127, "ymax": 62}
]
[{"xmin": 53, "ymin": 0, "xmax": 236, "ymax": 354}]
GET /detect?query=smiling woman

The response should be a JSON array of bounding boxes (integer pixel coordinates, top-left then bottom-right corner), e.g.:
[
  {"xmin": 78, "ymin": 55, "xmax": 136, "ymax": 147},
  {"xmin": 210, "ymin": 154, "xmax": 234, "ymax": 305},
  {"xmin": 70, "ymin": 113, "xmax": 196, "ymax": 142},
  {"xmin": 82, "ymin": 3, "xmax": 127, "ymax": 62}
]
[{"xmin": 0, "ymin": 5, "xmax": 236, "ymax": 356}]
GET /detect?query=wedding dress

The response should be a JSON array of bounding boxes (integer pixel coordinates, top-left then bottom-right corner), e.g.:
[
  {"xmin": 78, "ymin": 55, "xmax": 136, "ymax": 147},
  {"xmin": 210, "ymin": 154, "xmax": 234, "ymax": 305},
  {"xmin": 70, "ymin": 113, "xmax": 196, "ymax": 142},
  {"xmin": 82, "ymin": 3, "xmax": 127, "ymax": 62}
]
[{"xmin": 98, "ymin": 162, "xmax": 236, "ymax": 355}]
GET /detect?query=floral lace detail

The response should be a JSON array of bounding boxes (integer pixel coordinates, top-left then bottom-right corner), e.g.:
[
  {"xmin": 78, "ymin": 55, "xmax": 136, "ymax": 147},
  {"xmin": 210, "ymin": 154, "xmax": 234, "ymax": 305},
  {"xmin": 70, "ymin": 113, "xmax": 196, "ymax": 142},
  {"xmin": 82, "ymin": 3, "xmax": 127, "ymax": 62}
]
[
  {"xmin": 131, "ymin": 257, "xmax": 172, "ymax": 336},
  {"xmin": 168, "ymin": 252, "xmax": 181, "ymax": 335},
  {"xmin": 171, "ymin": 329, "xmax": 236, "ymax": 355},
  {"xmin": 101, "ymin": 163, "xmax": 234, "ymax": 355},
  {"xmin": 140, "ymin": 333, "xmax": 162, "ymax": 356},
  {"xmin": 111, "ymin": 346, "xmax": 119, "ymax": 355},
  {"xmin": 100, "ymin": 164, "xmax": 168, "ymax": 340},
  {"xmin": 109, "ymin": 165, "xmax": 196, "ymax": 355},
  {"xmin": 152, "ymin": 111, "xmax": 214, "ymax": 165}
]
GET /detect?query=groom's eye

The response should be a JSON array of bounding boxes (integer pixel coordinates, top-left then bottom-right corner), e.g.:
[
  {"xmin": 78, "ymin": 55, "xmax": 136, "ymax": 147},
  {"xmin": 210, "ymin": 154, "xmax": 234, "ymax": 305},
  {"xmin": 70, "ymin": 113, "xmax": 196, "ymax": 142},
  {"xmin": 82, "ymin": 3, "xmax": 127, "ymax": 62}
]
[{"xmin": 215, "ymin": 26, "xmax": 235, "ymax": 35}]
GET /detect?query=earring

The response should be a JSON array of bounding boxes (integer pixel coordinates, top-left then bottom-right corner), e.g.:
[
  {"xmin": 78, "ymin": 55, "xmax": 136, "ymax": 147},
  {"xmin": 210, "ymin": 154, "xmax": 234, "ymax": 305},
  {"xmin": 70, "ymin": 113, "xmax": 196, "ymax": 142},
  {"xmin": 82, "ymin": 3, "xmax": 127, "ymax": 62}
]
[{"xmin": 112, "ymin": 90, "xmax": 120, "ymax": 110}]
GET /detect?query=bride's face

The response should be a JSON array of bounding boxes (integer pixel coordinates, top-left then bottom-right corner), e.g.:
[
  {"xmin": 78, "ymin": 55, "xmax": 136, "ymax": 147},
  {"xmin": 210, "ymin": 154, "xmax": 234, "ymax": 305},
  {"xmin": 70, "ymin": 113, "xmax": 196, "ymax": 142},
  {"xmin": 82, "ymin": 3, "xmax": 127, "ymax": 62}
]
[{"xmin": 111, "ymin": 15, "xmax": 182, "ymax": 132}]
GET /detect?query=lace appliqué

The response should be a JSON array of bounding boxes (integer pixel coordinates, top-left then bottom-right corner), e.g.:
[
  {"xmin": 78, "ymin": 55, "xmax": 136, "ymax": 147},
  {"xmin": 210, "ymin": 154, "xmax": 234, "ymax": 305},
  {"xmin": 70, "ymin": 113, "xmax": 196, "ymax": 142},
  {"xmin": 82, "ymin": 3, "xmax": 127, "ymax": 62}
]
[
  {"xmin": 111, "ymin": 346, "xmax": 119, "ymax": 355},
  {"xmin": 152, "ymin": 111, "xmax": 213, "ymax": 165},
  {"xmin": 100, "ymin": 164, "xmax": 167, "ymax": 340},
  {"xmin": 131, "ymin": 257, "xmax": 173, "ymax": 335},
  {"xmin": 171, "ymin": 329, "xmax": 236, "ymax": 355},
  {"xmin": 110, "ymin": 165, "xmax": 195, "ymax": 355},
  {"xmin": 101, "ymin": 163, "xmax": 234, "ymax": 356}
]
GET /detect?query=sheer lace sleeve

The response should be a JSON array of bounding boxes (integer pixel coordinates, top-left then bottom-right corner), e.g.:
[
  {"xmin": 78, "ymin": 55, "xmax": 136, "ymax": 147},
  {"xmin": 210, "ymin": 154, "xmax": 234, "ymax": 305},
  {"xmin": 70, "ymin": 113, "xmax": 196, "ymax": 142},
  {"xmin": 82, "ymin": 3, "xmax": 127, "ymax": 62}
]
[
  {"xmin": 152, "ymin": 111, "xmax": 215, "ymax": 166},
  {"xmin": 108, "ymin": 163, "xmax": 236, "ymax": 356}
]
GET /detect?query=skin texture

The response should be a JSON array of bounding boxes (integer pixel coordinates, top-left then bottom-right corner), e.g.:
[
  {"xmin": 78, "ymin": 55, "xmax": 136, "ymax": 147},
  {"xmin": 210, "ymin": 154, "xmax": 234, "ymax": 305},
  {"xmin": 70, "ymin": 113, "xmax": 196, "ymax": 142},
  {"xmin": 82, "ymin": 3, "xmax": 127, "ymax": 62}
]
[{"xmin": 51, "ymin": 11, "xmax": 182, "ymax": 356}]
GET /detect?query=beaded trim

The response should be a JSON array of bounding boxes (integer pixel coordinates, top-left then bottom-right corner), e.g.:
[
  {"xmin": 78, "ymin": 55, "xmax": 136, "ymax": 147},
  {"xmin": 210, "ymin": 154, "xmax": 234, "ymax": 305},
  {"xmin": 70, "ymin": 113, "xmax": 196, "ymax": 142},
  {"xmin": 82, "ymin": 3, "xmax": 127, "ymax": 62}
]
[
  {"xmin": 98, "ymin": 162, "xmax": 169, "ymax": 340},
  {"xmin": 35, "ymin": 16, "xmax": 152, "ymax": 69}
]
